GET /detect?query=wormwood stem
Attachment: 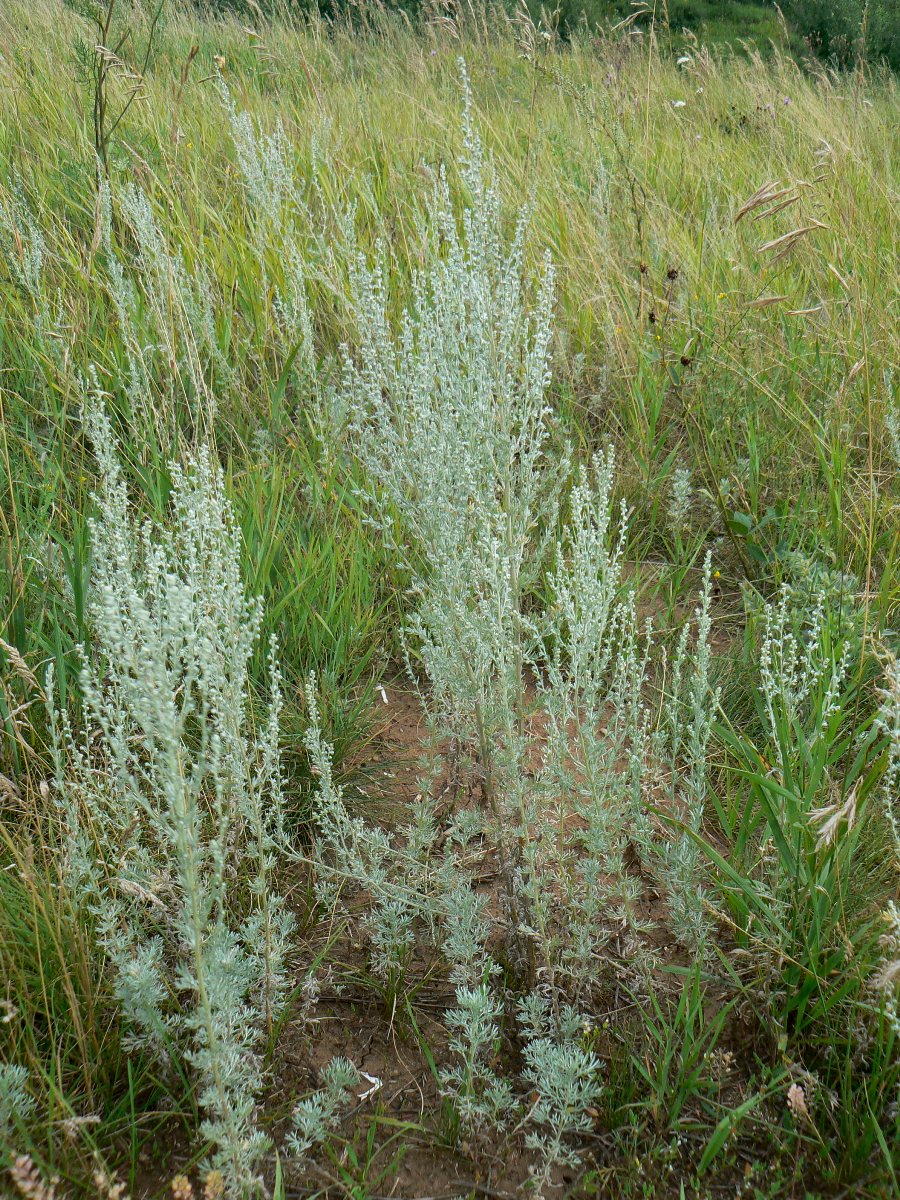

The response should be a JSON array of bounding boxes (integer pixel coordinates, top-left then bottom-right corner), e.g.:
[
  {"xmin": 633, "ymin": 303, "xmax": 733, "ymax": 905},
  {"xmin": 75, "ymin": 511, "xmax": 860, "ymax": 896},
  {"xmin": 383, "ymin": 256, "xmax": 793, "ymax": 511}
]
[{"xmin": 48, "ymin": 398, "xmax": 287, "ymax": 1192}]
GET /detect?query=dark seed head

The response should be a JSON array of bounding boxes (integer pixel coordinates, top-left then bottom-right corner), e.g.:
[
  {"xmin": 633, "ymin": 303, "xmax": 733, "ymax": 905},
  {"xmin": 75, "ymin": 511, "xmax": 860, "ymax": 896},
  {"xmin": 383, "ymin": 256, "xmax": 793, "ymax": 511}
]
[{"xmin": 667, "ymin": 267, "xmax": 679, "ymax": 280}]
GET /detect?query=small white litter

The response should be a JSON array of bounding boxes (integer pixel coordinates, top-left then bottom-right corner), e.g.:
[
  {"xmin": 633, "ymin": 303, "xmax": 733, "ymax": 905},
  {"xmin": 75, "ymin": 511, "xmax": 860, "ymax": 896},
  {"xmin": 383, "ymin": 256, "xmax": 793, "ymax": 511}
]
[{"xmin": 358, "ymin": 1072, "xmax": 382, "ymax": 1101}]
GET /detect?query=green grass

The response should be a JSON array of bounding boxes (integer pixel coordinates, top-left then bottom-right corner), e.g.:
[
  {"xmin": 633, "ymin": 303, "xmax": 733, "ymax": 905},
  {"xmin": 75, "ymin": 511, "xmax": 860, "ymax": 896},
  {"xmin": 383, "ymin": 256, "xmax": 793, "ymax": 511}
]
[{"xmin": 539, "ymin": 0, "xmax": 803, "ymax": 53}]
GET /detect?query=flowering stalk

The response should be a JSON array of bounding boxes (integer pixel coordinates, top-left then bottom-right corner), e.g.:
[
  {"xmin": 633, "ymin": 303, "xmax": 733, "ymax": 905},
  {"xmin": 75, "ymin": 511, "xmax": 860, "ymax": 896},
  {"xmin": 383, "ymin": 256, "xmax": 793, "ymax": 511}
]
[{"xmin": 48, "ymin": 394, "xmax": 290, "ymax": 1193}]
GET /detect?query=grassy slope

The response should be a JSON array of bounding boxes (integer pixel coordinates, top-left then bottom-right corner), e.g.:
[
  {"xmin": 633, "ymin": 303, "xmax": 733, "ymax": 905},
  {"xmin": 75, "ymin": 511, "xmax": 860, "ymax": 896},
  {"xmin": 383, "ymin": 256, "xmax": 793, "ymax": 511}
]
[
  {"xmin": 541, "ymin": 0, "xmax": 804, "ymax": 53},
  {"xmin": 4, "ymin": 3, "xmax": 898, "ymax": 624},
  {"xmin": 0, "ymin": 1, "xmax": 899, "ymax": 1195}
]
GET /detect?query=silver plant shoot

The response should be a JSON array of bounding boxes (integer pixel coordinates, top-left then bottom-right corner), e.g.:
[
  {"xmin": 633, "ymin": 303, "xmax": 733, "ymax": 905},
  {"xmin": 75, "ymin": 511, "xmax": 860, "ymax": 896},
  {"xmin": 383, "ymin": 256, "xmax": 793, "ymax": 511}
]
[
  {"xmin": 47, "ymin": 386, "xmax": 292, "ymax": 1195},
  {"xmin": 299, "ymin": 63, "xmax": 721, "ymax": 1193}
]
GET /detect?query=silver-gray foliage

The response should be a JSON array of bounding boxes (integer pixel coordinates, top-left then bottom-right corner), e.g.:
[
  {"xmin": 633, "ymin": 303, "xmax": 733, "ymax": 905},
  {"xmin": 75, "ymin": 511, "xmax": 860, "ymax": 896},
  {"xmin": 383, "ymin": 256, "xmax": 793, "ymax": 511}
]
[
  {"xmin": 301, "ymin": 64, "xmax": 719, "ymax": 1178},
  {"xmin": 49, "ymin": 395, "xmax": 291, "ymax": 1193}
]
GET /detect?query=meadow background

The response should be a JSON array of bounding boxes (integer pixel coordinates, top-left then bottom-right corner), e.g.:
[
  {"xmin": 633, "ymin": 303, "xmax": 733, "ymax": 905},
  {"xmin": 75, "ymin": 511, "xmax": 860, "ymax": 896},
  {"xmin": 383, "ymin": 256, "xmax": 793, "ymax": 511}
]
[{"xmin": 1, "ymin": 0, "xmax": 899, "ymax": 1197}]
